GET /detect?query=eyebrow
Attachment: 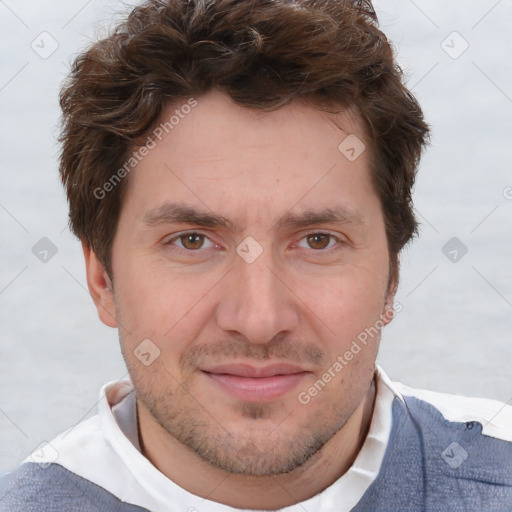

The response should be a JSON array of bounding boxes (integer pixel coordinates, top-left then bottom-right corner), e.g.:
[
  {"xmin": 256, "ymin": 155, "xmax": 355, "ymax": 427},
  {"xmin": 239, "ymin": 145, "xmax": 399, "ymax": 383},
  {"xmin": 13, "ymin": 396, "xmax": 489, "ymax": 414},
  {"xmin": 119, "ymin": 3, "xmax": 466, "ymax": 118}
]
[{"xmin": 142, "ymin": 202, "xmax": 365, "ymax": 232}]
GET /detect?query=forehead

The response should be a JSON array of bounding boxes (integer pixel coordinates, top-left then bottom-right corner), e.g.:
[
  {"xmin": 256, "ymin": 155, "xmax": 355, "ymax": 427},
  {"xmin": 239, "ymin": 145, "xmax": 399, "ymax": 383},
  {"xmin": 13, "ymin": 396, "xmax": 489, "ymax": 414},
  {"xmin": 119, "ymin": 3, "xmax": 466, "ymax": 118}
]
[
  {"xmin": 153, "ymin": 91, "xmax": 366, "ymax": 160},
  {"xmin": 120, "ymin": 90, "xmax": 376, "ymax": 224}
]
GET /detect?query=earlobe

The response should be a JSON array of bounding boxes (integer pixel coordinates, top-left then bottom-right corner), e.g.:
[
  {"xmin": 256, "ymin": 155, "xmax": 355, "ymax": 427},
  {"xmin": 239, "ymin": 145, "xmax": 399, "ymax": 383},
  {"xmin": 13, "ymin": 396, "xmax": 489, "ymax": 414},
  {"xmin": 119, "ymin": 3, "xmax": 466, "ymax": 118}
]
[{"xmin": 81, "ymin": 241, "xmax": 118, "ymax": 328}]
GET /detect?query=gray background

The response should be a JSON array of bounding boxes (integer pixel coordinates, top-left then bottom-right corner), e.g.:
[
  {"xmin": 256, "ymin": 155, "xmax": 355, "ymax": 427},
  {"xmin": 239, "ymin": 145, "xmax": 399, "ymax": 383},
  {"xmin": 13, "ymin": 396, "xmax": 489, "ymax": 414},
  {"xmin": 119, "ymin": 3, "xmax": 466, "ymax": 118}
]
[{"xmin": 1, "ymin": 0, "xmax": 511, "ymax": 474}]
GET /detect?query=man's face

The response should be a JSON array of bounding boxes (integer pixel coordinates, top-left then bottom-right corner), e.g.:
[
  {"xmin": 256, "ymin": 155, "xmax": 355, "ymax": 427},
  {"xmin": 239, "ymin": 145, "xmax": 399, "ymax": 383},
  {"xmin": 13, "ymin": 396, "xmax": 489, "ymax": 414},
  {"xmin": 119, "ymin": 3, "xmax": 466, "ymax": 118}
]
[{"xmin": 104, "ymin": 90, "xmax": 393, "ymax": 475}]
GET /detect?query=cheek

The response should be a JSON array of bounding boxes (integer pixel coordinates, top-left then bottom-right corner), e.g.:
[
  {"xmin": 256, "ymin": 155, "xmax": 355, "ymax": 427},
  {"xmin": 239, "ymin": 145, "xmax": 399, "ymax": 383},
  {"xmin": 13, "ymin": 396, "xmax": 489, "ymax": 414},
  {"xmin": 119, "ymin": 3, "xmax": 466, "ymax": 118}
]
[
  {"xmin": 113, "ymin": 263, "xmax": 215, "ymax": 354},
  {"xmin": 299, "ymin": 269, "xmax": 384, "ymax": 405},
  {"xmin": 308, "ymin": 264, "xmax": 388, "ymax": 325},
  {"xmin": 298, "ymin": 266, "xmax": 388, "ymax": 375}
]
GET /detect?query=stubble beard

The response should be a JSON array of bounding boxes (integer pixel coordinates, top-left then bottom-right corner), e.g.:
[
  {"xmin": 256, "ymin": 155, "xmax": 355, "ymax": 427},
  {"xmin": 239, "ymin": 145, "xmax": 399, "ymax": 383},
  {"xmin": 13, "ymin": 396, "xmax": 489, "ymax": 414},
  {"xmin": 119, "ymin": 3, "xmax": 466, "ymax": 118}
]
[{"xmin": 133, "ymin": 371, "xmax": 360, "ymax": 477}]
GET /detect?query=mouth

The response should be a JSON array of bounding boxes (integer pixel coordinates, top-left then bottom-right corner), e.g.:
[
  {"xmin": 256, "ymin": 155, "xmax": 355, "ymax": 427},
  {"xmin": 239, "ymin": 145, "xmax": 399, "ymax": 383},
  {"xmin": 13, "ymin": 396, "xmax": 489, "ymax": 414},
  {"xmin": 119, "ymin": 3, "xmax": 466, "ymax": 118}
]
[{"xmin": 201, "ymin": 363, "xmax": 311, "ymax": 401}]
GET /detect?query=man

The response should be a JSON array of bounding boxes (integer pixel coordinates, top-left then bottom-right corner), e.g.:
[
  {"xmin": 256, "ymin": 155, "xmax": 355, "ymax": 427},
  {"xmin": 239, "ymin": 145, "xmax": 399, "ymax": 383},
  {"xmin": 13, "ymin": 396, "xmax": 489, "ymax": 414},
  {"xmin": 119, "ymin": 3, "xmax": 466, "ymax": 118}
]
[{"xmin": 1, "ymin": 0, "xmax": 511, "ymax": 510}]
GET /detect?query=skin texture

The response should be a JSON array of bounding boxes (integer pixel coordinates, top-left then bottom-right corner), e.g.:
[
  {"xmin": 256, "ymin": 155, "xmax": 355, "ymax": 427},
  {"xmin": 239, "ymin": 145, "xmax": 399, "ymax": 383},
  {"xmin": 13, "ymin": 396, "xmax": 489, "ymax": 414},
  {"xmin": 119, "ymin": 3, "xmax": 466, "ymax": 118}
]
[{"xmin": 83, "ymin": 90, "xmax": 396, "ymax": 509}]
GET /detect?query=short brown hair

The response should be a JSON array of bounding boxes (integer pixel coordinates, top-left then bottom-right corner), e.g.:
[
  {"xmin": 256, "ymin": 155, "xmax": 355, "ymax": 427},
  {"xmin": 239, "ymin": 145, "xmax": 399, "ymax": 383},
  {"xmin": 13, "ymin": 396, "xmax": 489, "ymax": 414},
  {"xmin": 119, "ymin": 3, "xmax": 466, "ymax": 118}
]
[{"xmin": 59, "ymin": 0, "xmax": 429, "ymax": 283}]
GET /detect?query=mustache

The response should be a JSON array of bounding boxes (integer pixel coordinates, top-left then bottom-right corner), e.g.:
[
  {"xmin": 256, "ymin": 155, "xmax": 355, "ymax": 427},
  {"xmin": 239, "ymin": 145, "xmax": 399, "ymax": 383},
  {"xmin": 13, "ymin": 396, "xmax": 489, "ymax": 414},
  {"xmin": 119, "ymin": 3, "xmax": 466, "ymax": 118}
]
[{"xmin": 180, "ymin": 333, "xmax": 326, "ymax": 369}]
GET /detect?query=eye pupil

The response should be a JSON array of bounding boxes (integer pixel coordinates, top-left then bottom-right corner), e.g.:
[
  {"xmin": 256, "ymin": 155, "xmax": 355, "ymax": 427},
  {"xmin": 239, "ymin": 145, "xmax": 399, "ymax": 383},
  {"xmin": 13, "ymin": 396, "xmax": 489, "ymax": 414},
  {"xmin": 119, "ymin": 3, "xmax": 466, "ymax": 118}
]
[
  {"xmin": 307, "ymin": 234, "xmax": 330, "ymax": 250},
  {"xmin": 181, "ymin": 233, "xmax": 204, "ymax": 250}
]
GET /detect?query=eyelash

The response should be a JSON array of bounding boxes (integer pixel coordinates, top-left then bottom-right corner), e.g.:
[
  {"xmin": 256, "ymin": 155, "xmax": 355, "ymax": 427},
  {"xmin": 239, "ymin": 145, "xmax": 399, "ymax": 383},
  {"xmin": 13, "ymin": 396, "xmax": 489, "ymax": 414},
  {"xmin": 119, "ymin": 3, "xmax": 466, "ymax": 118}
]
[{"xmin": 163, "ymin": 231, "xmax": 345, "ymax": 254}]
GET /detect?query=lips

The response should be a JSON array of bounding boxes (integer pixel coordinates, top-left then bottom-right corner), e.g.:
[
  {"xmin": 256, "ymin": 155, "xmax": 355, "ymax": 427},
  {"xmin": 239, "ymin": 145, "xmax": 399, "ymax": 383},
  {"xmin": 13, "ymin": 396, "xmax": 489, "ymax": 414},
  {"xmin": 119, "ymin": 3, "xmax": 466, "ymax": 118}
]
[
  {"xmin": 203, "ymin": 363, "xmax": 307, "ymax": 378},
  {"xmin": 201, "ymin": 363, "xmax": 310, "ymax": 401}
]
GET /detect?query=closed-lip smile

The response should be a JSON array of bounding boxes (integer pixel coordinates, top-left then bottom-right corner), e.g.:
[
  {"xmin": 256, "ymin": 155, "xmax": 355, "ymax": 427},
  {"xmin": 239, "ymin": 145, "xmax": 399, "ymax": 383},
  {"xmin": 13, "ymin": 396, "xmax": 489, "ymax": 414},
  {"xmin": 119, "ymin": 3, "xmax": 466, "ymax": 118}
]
[{"xmin": 201, "ymin": 363, "xmax": 311, "ymax": 401}]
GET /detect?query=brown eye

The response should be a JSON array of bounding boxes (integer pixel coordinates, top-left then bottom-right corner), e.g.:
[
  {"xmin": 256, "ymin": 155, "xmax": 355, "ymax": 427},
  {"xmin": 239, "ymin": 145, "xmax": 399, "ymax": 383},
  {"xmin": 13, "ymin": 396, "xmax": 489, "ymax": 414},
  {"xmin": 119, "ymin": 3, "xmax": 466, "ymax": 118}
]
[
  {"xmin": 306, "ymin": 233, "xmax": 331, "ymax": 250},
  {"xmin": 179, "ymin": 233, "xmax": 205, "ymax": 250}
]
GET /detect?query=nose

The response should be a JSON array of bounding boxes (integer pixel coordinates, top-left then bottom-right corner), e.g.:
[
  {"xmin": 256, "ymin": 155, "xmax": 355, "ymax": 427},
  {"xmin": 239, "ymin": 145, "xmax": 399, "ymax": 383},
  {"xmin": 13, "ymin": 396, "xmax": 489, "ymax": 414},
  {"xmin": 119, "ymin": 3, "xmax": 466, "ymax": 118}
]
[{"xmin": 215, "ymin": 246, "xmax": 300, "ymax": 344}]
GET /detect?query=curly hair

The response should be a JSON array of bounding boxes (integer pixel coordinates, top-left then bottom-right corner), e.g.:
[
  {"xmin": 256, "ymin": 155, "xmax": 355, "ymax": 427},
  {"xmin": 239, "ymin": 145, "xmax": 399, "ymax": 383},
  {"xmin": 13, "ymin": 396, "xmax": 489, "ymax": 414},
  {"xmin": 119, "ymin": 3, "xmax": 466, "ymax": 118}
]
[{"xmin": 59, "ymin": 0, "xmax": 429, "ymax": 283}]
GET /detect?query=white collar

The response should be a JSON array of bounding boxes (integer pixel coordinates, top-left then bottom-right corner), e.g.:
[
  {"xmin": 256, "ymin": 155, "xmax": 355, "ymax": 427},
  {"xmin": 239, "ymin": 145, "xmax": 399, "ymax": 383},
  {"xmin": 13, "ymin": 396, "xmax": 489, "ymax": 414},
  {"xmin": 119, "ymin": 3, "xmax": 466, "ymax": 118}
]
[
  {"xmin": 98, "ymin": 365, "xmax": 400, "ymax": 511},
  {"xmin": 27, "ymin": 365, "xmax": 402, "ymax": 512}
]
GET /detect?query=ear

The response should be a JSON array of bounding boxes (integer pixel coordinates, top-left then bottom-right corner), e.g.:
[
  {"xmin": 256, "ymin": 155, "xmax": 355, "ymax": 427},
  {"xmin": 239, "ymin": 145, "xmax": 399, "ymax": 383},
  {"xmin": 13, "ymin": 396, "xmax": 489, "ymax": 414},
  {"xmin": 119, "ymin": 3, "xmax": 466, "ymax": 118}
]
[
  {"xmin": 381, "ymin": 262, "xmax": 399, "ymax": 327},
  {"xmin": 82, "ymin": 241, "xmax": 117, "ymax": 328}
]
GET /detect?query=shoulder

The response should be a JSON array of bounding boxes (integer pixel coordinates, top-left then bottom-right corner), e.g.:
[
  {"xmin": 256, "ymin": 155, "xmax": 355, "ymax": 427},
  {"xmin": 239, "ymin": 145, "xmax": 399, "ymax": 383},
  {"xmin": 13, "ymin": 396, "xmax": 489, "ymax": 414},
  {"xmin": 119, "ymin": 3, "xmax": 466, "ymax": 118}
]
[
  {"xmin": 393, "ymin": 378, "xmax": 512, "ymax": 442},
  {"xmin": 0, "ymin": 463, "xmax": 147, "ymax": 512},
  {"xmin": 377, "ymin": 366, "xmax": 512, "ymax": 443},
  {"xmin": 361, "ymin": 368, "xmax": 512, "ymax": 509},
  {"xmin": 381, "ymin": 370, "xmax": 512, "ymax": 494}
]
